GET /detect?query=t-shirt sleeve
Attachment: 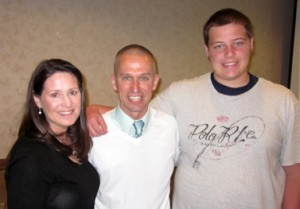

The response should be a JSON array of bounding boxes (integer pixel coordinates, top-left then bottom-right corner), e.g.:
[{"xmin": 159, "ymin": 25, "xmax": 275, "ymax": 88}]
[
  {"xmin": 6, "ymin": 141, "xmax": 54, "ymax": 209},
  {"xmin": 151, "ymin": 84, "xmax": 176, "ymax": 117},
  {"xmin": 281, "ymin": 93, "xmax": 300, "ymax": 166},
  {"xmin": 174, "ymin": 119, "xmax": 181, "ymax": 166}
]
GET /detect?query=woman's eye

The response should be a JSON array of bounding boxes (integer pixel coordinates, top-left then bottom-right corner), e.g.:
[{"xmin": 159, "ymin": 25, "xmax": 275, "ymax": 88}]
[
  {"xmin": 70, "ymin": 90, "xmax": 78, "ymax": 96},
  {"xmin": 50, "ymin": 92, "xmax": 59, "ymax": 97}
]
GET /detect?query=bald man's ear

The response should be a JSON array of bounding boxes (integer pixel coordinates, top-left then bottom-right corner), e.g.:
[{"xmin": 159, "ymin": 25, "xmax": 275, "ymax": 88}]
[
  {"xmin": 110, "ymin": 75, "xmax": 117, "ymax": 91},
  {"xmin": 152, "ymin": 74, "xmax": 160, "ymax": 91}
]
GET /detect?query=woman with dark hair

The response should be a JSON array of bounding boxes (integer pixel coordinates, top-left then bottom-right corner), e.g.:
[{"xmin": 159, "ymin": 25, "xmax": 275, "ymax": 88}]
[{"xmin": 5, "ymin": 59, "xmax": 100, "ymax": 209}]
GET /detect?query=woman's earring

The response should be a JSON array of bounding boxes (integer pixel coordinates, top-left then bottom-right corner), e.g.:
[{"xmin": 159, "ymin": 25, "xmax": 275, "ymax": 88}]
[{"xmin": 38, "ymin": 108, "xmax": 42, "ymax": 115}]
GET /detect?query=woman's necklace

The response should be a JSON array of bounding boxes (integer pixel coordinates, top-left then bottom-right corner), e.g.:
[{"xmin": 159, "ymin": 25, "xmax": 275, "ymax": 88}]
[
  {"xmin": 69, "ymin": 150, "xmax": 81, "ymax": 164},
  {"xmin": 56, "ymin": 135, "xmax": 81, "ymax": 164}
]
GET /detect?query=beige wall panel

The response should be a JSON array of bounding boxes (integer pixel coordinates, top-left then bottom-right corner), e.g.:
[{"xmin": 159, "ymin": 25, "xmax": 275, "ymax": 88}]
[{"xmin": 0, "ymin": 0, "xmax": 295, "ymax": 158}]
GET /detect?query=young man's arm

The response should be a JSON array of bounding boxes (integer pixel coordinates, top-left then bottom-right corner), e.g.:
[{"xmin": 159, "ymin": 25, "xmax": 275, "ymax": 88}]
[
  {"xmin": 282, "ymin": 163, "xmax": 300, "ymax": 209},
  {"xmin": 86, "ymin": 104, "xmax": 113, "ymax": 137}
]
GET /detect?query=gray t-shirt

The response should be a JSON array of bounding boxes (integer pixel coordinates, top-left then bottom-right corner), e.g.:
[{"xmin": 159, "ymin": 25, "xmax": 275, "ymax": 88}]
[{"xmin": 151, "ymin": 73, "xmax": 300, "ymax": 209}]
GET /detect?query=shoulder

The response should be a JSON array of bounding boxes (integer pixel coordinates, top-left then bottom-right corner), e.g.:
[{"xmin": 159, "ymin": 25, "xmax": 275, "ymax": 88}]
[
  {"xmin": 167, "ymin": 73, "xmax": 210, "ymax": 91},
  {"xmin": 153, "ymin": 73, "xmax": 210, "ymax": 103},
  {"xmin": 149, "ymin": 107, "xmax": 178, "ymax": 125},
  {"xmin": 8, "ymin": 138, "xmax": 54, "ymax": 166},
  {"xmin": 102, "ymin": 109, "xmax": 114, "ymax": 120},
  {"xmin": 11, "ymin": 138, "xmax": 51, "ymax": 153},
  {"xmin": 102, "ymin": 109, "xmax": 116, "ymax": 128},
  {"xmin": 258, "ymin": 78, "xmax": 298, "ymax": 101},
  {"xmin": 151, "ymin": 73, "xmax": 210, "ymax": 111},
  {"xmin": 148, "ymin": 108, "xmax": 179, "ymax": 144}
]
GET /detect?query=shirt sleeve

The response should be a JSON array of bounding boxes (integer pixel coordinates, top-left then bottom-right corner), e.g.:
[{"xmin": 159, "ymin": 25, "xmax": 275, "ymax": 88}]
[
  {"xmin": 281, "ymin": 93, "xmax": 300, "ymax": 166},
  {"xmin": 174, "ymin": 120, "xmax": 181, "ymax": 166},
  {"xmin": 6, "ymin": 141, "xmax": 54, "ymax": 209},
  {"xmin": 151, "ymin": 84, "xmax": 176, "ymax": 116}
]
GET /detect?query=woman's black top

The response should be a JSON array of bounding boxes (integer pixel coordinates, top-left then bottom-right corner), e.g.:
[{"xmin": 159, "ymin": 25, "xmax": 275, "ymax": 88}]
[{"xmin": 5, "ymin": 138, "xmax": 100, "ymax": 209}]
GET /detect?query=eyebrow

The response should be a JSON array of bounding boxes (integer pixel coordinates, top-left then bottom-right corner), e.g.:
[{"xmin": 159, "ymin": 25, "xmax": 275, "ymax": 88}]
[
  {"xmin": 118, "ymin": 72, "xmax": 153, "ymax": 76},
  {"xmin": 46, "ymin": 87, "xmax": 80, "ymax": 92},
  {"xmin": 211, "ymin": 37, "xmax": 248, "ymax": 44}
]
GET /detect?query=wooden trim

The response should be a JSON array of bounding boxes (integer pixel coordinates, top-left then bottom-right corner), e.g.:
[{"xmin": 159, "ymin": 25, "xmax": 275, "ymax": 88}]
[
  {"xmin": 0, "ymin": 159, "xmax": 7, "ymax": 170},
  {"xmin": 0, "ymin": 158, "xmax": 7, "ymax": 206}
]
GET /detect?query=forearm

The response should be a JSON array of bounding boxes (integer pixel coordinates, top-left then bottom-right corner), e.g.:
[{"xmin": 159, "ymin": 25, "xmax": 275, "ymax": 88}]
[
  {"xmin": 86, "ymin": 104, "xmax": 114, "ymax": 136},
  {"xmin": 282, "ymin": 163, "xmax": 300, "ymax": 209},
  {"xmin": 99, "ymin": 105, "xmax": 114, "ymax": 114}
]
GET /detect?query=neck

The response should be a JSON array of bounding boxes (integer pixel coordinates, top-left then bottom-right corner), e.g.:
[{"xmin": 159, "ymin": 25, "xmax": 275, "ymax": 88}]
[
  {"xmin": 56, "ymin": 133, "xmax": 72, "ymax": 145},
  {"xmin": 210, "ymin": 72, "xmax": 258, "ymax": 96},
  {"xmin": 213, "ymin": 73, "xmax": 250, "ymax": 88}
]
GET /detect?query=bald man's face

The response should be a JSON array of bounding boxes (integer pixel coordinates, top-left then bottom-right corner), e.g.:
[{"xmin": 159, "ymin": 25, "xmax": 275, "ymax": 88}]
[{"xmin": 111, "ymin": 54, "xmax": 159, "ymax": 120}]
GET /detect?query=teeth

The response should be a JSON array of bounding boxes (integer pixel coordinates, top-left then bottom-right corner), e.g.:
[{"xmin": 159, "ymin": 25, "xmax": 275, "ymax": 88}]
[
  {"xmin": 224, "ymin": 62, "xmax": 236, "ymax": 66},
  {"xmin": 129, "ymin": 96, "xmax": 141, "ymax": 101},
  {"xmin": 60, "ymin": 111, "xmax": 72, "ymax": 115}
]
